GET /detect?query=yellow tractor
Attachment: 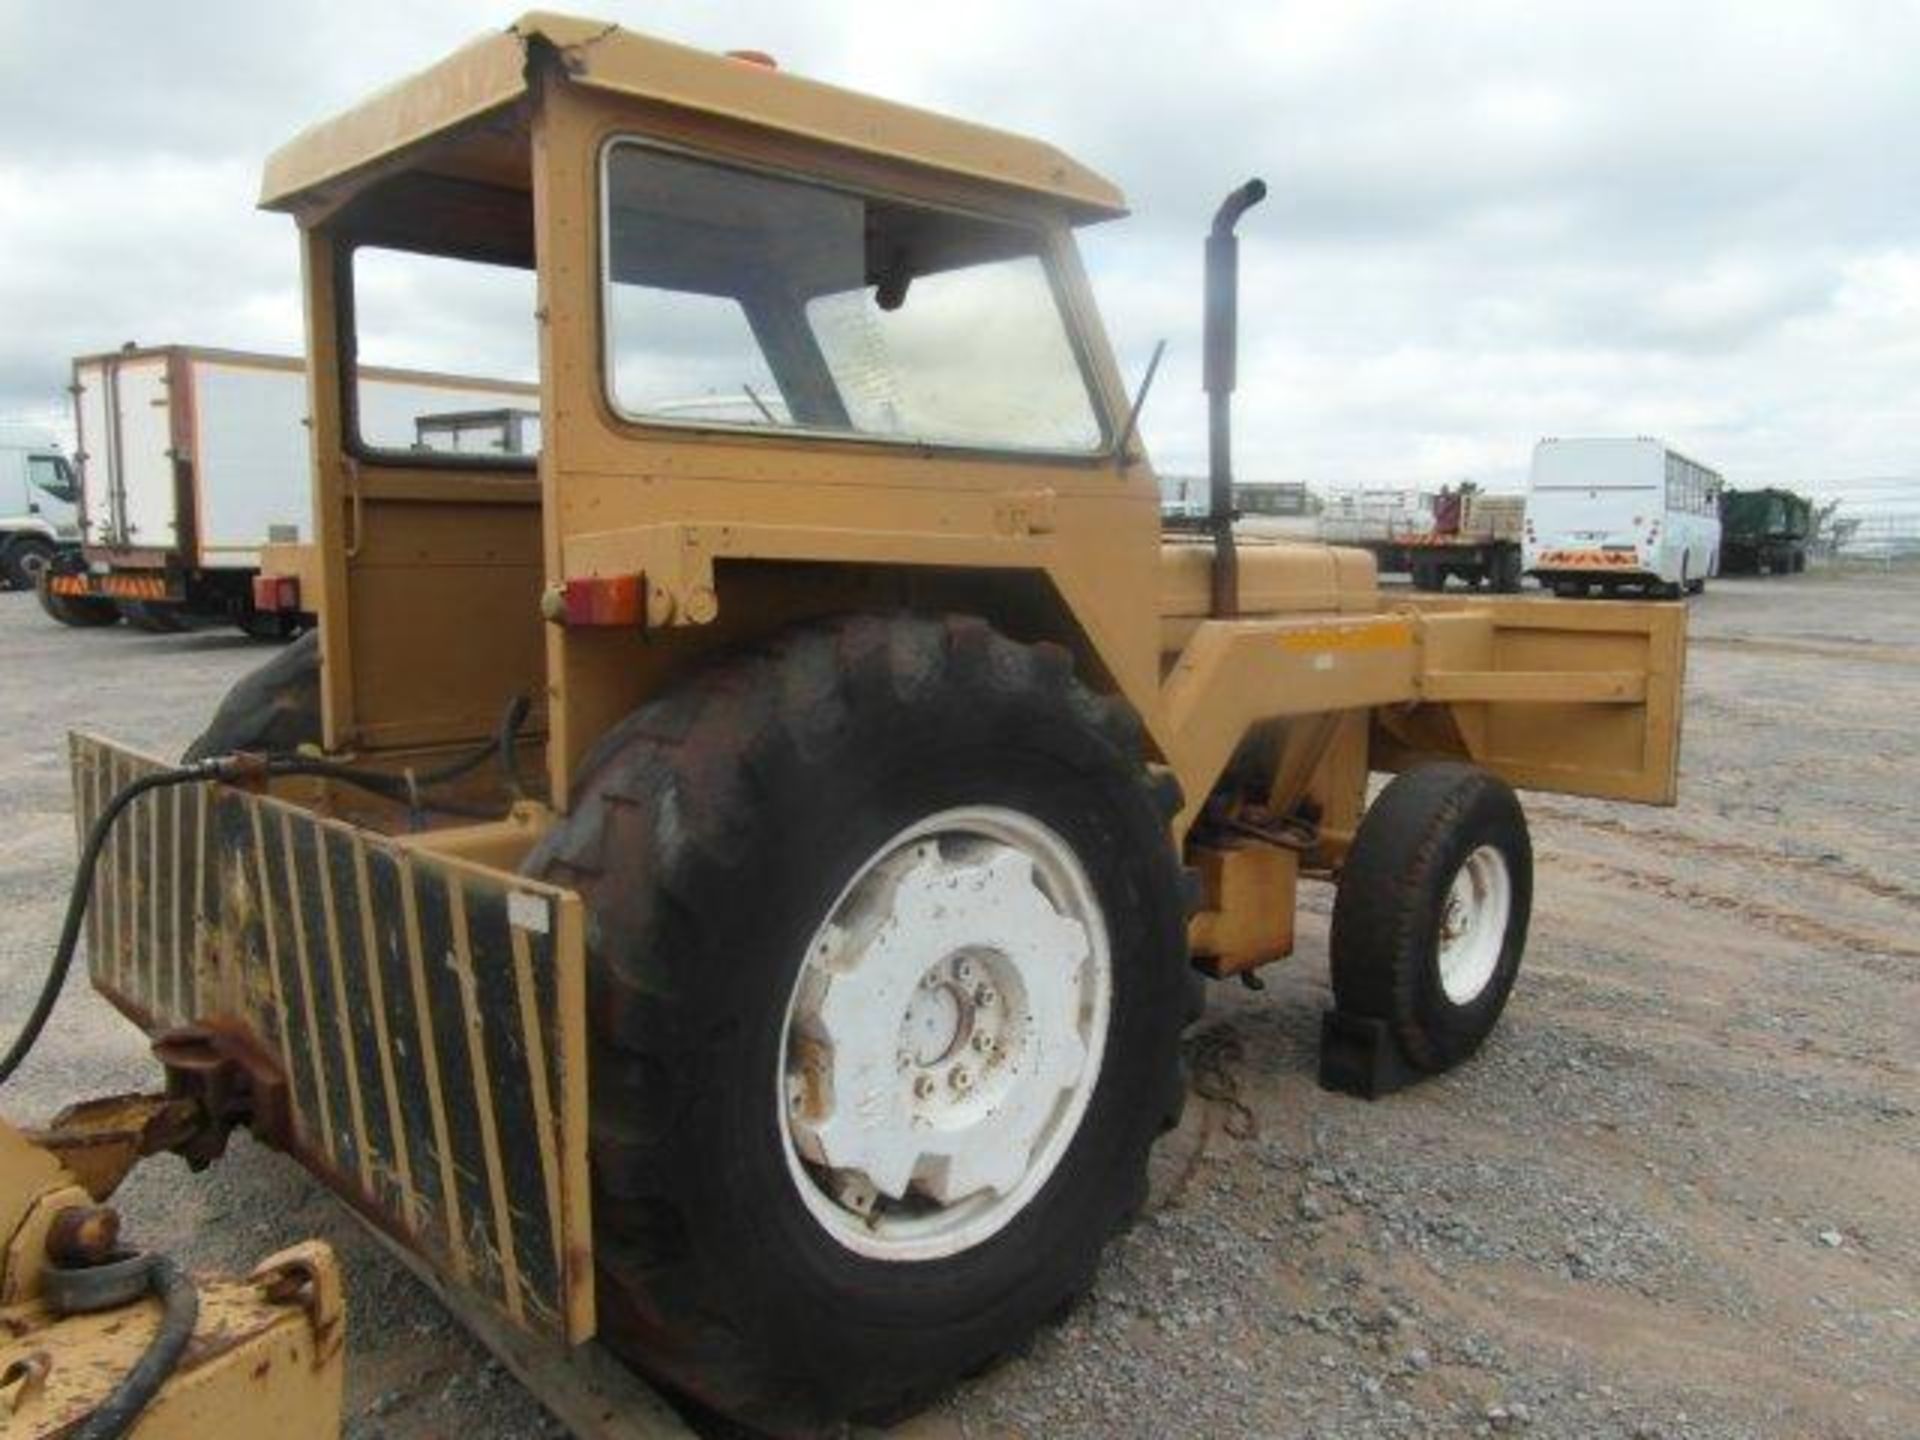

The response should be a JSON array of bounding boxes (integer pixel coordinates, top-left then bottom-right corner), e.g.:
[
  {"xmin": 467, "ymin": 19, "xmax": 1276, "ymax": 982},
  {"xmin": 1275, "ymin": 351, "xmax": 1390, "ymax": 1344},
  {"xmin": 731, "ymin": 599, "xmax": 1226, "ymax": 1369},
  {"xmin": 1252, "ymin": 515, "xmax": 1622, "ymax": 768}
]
[{"xmin": 6, "ymin": 14, "xmax": 1685, "ymax": 1435}]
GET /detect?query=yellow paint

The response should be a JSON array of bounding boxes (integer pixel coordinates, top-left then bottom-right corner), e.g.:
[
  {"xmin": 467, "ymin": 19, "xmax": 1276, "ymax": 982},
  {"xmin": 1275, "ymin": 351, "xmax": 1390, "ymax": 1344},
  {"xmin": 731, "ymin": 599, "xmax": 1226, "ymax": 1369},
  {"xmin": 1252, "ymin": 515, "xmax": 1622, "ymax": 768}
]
[{"xmin": 1275, "ymin": 618, "xmax": 1416, "ymax": 654}]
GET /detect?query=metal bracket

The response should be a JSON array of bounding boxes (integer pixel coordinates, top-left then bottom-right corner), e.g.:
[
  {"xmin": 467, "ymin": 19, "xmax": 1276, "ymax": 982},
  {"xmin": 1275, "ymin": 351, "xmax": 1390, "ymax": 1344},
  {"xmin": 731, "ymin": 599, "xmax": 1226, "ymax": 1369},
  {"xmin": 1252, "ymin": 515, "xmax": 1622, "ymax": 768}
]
[
  {"xmin": 25, "ymin": 1094, "xmax": 203, "ymax": 1203},
  {"xmin": 252, "ymin": 1242, "xmax": 346, "ymax": 1368}
]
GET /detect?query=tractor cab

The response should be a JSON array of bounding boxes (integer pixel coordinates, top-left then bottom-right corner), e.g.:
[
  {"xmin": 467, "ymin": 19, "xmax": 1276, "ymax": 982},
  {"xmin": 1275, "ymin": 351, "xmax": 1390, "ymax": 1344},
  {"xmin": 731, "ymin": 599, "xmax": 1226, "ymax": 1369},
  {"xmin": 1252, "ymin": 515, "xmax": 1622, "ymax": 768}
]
[{"xmin": 261, "ymin": 12, "xmax": 1205, "ymax": 819}]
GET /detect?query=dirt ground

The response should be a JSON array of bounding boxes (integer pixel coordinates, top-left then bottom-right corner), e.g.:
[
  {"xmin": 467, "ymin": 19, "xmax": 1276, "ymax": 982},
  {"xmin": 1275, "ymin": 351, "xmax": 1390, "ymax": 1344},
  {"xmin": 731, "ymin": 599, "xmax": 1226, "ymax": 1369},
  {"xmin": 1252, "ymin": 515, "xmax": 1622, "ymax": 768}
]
[{"xmin": 2, "ymin": 569, "xmax": 1916, "ymax": 1439}]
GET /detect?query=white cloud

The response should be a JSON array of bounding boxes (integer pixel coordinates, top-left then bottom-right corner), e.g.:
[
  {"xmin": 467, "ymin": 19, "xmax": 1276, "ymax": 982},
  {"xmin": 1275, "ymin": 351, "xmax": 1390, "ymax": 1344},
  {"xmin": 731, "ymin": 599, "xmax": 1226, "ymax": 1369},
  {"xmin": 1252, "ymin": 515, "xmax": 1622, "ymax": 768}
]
[{"xmin": 1, "ymin": 1, "xmax": 1914, "ymax": 503}]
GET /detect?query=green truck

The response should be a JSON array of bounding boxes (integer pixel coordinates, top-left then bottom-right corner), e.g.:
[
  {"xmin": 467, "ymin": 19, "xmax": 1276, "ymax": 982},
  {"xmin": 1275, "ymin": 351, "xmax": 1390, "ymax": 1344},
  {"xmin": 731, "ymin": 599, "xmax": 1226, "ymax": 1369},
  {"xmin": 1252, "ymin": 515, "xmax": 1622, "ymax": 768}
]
[{"xmin": 1719, "ymin": 487, "xmax": 1813, "ymax": 575}]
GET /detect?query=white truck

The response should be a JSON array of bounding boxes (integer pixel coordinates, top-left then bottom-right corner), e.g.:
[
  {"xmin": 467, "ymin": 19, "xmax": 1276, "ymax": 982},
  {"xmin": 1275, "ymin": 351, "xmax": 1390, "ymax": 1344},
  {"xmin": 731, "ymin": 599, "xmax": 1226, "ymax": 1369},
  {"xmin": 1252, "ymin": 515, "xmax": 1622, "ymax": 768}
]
[
  {"xmin": 1311, "ymin": 485, "xmax": 1527, "ymax": 592},
  {"xmin": 41, "ymin": 345, "xmax": 537, "ymax": 636},
  {"xmin": 0, "ymin": 423, "xmax": 81, "ymax": 590},
  {"xmin": 1523, "ymin": 437, "xmax": 1722, "ymax": 598}
]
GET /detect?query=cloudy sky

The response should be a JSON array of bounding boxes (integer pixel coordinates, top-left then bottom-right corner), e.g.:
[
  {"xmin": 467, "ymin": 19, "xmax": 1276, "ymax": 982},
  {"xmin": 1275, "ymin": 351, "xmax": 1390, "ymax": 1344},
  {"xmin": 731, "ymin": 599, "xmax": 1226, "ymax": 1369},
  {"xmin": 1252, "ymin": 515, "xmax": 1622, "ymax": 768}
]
[{"xmin": 2, "ymin": 1, "xmax": 1915, "ymax": 505}]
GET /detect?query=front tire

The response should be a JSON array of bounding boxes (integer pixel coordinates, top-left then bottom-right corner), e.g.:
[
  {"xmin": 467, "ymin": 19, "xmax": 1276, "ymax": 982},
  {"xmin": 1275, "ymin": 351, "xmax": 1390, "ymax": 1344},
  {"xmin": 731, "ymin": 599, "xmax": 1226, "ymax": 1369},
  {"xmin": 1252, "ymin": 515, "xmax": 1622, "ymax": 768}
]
[
  {"xmin": 527, "ymin": 615, "xmax": 1195, "ymax": 1434},
  {"xmin": 1329, "ymin": 763, "xmax": 1533, "ymax": 1073},
  {"xmin": 1, "ymin": 535, "xmax": 56, "ymax": 591}
]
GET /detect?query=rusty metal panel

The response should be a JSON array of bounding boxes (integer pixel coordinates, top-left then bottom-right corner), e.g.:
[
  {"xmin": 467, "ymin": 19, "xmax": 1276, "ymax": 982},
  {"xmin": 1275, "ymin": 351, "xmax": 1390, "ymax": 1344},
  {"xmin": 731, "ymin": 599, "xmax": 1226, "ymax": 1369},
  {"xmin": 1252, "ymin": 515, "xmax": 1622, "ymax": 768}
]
[{"xmin": 68, "ymin": 732, "xmax": 594, "ymax": 1344}]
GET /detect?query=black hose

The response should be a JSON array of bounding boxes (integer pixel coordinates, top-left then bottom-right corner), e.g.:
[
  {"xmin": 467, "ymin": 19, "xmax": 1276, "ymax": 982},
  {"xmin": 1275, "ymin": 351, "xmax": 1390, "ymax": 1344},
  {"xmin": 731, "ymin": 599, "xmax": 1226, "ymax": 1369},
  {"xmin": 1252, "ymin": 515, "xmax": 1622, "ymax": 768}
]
[
  {"xmin": 497, "ymin": 693, "xmax": 532, "ymax": 802},
  {"xmin": 71, "ymin": 1256, "xmax": 198, "ymax": 1440},
  {"xmin": 1, "ymin": 693, "xmax": 535, "ymax": 1086},
  {"xmin": 0, "ymin": 763, "xmax": 215, "ymax": 1086}
]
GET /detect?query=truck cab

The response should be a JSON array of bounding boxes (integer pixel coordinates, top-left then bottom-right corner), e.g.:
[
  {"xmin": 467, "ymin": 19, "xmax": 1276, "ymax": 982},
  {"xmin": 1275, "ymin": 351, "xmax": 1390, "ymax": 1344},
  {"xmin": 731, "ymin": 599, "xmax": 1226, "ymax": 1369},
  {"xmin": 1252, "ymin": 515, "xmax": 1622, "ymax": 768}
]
[{"xmin": 0, "ymin": 426, "xmax": 80, "ymax": 590}]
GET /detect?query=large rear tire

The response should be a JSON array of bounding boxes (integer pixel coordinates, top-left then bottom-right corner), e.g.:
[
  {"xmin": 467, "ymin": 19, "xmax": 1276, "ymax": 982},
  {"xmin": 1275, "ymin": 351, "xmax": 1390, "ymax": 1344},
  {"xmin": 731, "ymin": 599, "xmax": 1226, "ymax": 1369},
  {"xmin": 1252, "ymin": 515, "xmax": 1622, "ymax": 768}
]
[
  {"xmin": 527, "ymin": 614, "xmax": 1196, "ymax": 1434},
  {"xmin": 1330, "ymin": 763, "xmax": 1532, "ymax": 1073}
]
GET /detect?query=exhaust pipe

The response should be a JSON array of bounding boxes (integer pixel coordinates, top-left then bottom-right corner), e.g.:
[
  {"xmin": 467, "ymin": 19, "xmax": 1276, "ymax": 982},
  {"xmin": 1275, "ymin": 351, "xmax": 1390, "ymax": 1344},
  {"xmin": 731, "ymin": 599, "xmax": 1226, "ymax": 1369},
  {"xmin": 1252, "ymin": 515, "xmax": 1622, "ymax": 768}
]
[{"xmin": 1204, "ymin": 178, "xmax": 1267, "ymax": 618}]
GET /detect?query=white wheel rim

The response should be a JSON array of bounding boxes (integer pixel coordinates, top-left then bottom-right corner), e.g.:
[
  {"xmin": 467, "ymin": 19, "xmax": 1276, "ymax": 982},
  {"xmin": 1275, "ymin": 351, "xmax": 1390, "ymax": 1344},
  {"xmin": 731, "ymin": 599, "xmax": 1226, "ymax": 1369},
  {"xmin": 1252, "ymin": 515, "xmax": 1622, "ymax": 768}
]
[
  {"xmin": 1436, "ymin": 844, "xmax": 1511, "ymax": 1005},
  {"xmin": 777, "ymin": 805, "xmax": 1111, "ymax": 1261}
]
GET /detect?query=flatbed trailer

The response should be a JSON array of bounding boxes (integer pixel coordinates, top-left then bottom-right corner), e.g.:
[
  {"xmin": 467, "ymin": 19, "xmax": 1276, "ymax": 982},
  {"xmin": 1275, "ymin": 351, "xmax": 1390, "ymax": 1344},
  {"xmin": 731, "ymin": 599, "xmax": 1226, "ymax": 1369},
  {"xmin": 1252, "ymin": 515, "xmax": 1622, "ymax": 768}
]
[
  {"xmin": 17, "ymin": 15, "xmax": 1693, "ymax": 1436},
  {"xmin": 1316, "ymin": 489, "xmax": 1526, "ymax": 591}
]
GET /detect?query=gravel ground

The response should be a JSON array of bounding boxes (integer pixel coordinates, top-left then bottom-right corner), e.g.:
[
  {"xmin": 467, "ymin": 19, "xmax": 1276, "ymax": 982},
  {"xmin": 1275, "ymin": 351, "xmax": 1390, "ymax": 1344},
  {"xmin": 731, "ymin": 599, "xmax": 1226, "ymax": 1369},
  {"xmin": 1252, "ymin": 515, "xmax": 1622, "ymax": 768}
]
[{"xmin": 3, "ymin": 569, "xmax": 1917, "ymax": 1439}]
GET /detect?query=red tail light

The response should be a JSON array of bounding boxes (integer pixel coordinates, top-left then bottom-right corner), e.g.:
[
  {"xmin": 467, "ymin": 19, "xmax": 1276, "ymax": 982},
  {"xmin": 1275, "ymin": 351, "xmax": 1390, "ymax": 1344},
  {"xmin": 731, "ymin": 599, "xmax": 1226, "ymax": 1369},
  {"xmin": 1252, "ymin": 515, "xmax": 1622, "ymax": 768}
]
[
  {"xmin": 554, "ymin": 574, "xmax": 645, "ymax": 627},
  {"xmin": 252, "ymin": 574, "xmax": 300, "ymax": 612}
]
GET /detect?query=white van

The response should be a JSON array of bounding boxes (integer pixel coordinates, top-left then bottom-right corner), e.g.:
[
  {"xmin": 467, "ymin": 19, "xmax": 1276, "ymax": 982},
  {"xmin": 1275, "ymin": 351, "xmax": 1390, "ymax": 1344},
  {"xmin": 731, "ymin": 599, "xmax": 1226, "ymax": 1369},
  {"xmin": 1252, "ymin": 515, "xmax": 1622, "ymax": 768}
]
[
  {"xmin": 0, "ymin": 425, "xmax": 81, "ymax": 589},
  {"xmin": 1523, "ymin": 437, "xmax": 1722, "ymax": 598}
]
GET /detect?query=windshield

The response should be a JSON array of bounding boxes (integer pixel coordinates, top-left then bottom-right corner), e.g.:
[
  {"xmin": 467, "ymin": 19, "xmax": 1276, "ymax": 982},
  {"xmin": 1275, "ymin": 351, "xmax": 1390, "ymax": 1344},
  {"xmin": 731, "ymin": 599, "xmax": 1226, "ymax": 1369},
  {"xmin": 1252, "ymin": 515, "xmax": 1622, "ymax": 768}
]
[
  {"xmin": 27, "ymin": 454, "xmax": 77, "ymax": 503},
  {"xmin": 602, "ymin": 142, "xmax": 1106, "ymax": 454}
]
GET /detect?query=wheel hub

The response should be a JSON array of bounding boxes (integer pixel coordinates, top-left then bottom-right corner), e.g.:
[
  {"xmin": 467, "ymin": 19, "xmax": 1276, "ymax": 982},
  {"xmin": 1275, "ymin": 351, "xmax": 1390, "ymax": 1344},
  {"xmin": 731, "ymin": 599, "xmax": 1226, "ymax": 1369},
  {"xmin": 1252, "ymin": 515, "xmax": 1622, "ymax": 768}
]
[
  {"xmin": 1436, "ymin": 843, "xmax": 1512, "ymax": 1005},
  {"xmin": 780, "ymin": 808, "xmax": 1110, "ymax": 1260}
]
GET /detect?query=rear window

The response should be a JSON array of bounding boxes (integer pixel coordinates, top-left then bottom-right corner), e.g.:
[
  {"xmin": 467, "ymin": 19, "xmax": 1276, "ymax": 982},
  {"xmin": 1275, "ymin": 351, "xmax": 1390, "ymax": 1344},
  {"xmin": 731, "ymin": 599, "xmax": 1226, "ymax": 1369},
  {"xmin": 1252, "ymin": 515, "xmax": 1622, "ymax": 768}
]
[{"xmin": 348, "ymin": 246, "xmax": 541, "ymax": 459}]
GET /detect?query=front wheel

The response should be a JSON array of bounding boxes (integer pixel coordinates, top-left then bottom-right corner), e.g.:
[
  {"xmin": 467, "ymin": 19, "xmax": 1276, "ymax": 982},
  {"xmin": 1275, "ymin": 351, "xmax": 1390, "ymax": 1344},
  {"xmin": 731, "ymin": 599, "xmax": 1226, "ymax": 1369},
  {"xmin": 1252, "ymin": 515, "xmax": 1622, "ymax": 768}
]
[
  {"xmin": 0, "ymin": 535, "xmax": 56, "ymax": 591},
  {"xmin": 1330, "ymin": 763, "xmax": 1533, "ymax": 1072},
  {"xmin": 528, "ymin": 615, "xmax": 1195, "ymax": 1433}
]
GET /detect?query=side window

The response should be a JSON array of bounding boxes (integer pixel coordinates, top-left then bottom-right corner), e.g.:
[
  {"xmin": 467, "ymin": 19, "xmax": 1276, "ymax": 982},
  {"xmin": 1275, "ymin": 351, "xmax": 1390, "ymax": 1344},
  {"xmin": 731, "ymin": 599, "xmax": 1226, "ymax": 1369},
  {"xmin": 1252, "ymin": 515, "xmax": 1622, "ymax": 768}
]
[
  {"xmin": 350, "ymin": 247, "xmax": 540, "ymax": 457},
  {"xmin": 27, "ymin": 455, "xmax": 78, "ymax": 504}
]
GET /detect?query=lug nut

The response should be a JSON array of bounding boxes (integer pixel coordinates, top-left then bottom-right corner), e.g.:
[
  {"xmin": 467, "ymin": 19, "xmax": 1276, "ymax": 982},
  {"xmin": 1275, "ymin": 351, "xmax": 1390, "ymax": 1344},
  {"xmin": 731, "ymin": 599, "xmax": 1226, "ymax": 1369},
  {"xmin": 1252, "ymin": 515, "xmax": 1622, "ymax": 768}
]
[
  {"xmin": 974, "ymin": 985, "xmax": 996, "ymax": 1007},
  {"xmin": 913, "ymin": 1075, "xmax": 935, "ymax": 1100},
  {"xmin": 972, "ymin": 1031, "xmax": 995, "ymax": 1054},
  {"xmin": 950, "ymin": 1067, "xmax": 972, "ymax": 1092}
]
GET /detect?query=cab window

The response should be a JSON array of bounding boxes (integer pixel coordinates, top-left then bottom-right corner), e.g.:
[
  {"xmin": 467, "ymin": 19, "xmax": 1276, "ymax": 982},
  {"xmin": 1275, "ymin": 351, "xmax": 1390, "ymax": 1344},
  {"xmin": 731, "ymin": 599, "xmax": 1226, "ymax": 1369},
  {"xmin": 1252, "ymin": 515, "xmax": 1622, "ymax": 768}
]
[
  {"xmin": 601, "ymin": 142, "xmax": 1107, "ymax": 455},
  {"xmin": 27, "ymin": 455, "xmax": 77, "ymax": 503}
]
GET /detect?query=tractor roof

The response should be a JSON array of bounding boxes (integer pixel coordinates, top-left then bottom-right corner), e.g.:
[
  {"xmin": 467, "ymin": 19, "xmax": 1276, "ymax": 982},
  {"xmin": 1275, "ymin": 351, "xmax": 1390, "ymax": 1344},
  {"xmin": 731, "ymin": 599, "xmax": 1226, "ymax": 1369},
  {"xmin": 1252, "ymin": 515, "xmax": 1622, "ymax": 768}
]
[{"xmin": 260, "ymin": 13, "xmax": 1126, "ymax": 220}]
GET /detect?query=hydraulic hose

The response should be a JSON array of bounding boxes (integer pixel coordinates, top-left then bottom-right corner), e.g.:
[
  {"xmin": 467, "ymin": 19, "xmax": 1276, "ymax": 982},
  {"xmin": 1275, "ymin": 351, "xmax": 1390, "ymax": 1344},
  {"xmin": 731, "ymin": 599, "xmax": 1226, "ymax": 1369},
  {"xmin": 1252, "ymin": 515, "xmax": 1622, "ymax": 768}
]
[
  {"xmin": 0, "ymin": 694, "xmax": 530, "ymax": 1087},
  {"xmin": 0, "ymin": 763, "xmax": 213, "ymax": 1086},
  {"xmin": 68, "ymin": 1256, "xmax": 199, "ymax": 1440}
]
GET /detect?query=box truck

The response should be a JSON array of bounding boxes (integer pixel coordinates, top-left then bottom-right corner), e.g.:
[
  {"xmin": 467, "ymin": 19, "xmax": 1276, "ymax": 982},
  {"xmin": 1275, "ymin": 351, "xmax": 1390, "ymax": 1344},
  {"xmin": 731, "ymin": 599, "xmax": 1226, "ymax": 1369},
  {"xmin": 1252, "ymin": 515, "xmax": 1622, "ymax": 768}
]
[{"xmin": 40, "ymin": 345, "xmax": 536, "ymax": 635}]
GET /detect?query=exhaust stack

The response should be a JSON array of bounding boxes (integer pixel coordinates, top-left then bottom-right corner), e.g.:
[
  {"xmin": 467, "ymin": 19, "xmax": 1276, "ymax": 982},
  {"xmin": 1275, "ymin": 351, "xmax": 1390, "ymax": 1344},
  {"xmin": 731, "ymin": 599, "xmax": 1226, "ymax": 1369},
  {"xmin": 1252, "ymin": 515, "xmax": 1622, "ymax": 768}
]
[{"xmin": 1204, "ymin": 178, "xmax": 1267, "ymax": 617}]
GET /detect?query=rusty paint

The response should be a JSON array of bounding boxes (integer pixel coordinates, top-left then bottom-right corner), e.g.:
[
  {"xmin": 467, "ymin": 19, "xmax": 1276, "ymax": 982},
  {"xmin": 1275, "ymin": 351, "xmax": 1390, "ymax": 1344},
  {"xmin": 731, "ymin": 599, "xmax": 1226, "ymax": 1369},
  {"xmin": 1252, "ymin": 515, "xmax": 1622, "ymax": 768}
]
[{"xmin": 44, "ymin": 1207, "xmax": 120, "ymax": 1268}]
